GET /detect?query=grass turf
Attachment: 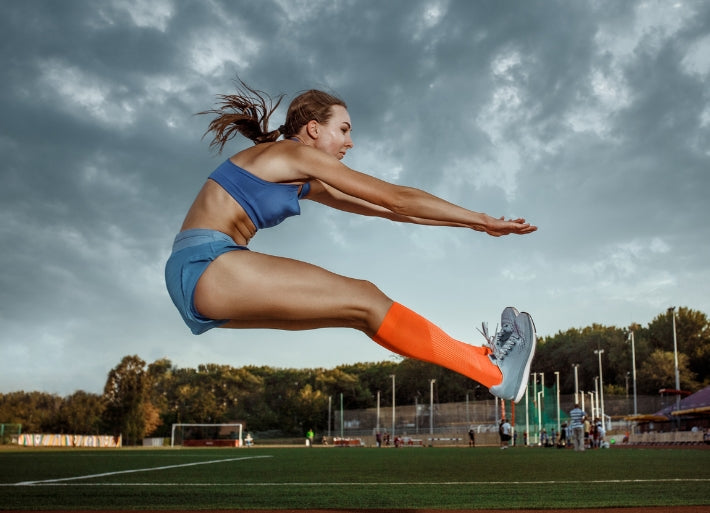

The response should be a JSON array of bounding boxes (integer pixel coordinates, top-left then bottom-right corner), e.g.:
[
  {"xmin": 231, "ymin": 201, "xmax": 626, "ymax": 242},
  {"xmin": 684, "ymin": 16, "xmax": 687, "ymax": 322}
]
[{"xmin": 0, "ymin": 446, "xmax": 708, "ymax": 510}]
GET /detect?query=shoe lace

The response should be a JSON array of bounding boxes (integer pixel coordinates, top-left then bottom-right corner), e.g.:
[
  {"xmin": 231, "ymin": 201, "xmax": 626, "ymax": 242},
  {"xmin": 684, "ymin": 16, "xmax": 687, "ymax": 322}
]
[
  {"xmin": 494, "ymin": 331, "xmax": 516, "ymax": 359},
  {"xmin": 477, "ymin": 322, "xmax": 515, "ymax": 361}
]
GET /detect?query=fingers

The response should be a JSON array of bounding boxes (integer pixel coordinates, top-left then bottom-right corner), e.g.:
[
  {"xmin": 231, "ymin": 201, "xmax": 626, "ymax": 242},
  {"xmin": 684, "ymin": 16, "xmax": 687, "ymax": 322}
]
[
  {"xmin": 477, "ymin": 216, "xmax": 537, "ymax": 237},
  {"xmin": 487, "ymin": 222, "xmax": 537, "ymax": 236}
]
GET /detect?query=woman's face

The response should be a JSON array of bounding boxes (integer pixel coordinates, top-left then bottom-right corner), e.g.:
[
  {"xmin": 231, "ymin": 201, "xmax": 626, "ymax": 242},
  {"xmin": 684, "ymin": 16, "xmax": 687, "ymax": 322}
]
[{"xmin": 313, "ymin": 105, "xmax": 353, "ymax": 160}]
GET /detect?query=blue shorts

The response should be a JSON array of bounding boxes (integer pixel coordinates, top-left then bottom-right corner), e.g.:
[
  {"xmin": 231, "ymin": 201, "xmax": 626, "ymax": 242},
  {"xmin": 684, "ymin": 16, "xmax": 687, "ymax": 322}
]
[{"xmin": 165, "ymin": 229, "xmax": 248, "ymax": 334}]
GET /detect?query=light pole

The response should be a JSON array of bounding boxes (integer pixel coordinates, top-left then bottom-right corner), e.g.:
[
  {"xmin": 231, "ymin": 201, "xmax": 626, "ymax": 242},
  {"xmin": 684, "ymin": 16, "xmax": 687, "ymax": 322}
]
[
  {"xmin": 537, "ymin": 390, "xmax": 543, "ymax": 443},
  {"xmin": 554, "ymin": 371, "xmax": 561, "ymax": 435},
  {"xmin": 572, "ymin": 364, "xmax": 579, "ymax": 404},
  {"xmin": 429, "ymin": 379, "xmax": 436, "ymax": 437},
  {"xmin": 328, "ymin": 396, "xmax": 332, "ymax": 438},
  {"xmin": 376, "ymin": 391, "xmax": 380, "ymax": 435},
  {"xmin": 588, "ymin": 391, "xmax": 595, "ymax": 419},
  {"xmin": 525, "ymin": 383, "xmax": 530, "ymax": 446},
  {"xmin": 669, "ymin": 307, "xmax": 681, "ymax": 413},
  {"xmin": 531, "ymin": 373, "xmax": 540, "ymax": 444},
  {"xmin": 390, "ymin": 374, "xmax": 396, "ymax": 437},
  {"xmin": 539, "ymin": 372, "xmax": 545, "ymax": 442},
  {"xmin": 628, "ymin": 331, "xmax": 638, "ymax": 416},
  {"xmin": 594, "ymin": 349, "xmax": 605, "ymax": 428}
]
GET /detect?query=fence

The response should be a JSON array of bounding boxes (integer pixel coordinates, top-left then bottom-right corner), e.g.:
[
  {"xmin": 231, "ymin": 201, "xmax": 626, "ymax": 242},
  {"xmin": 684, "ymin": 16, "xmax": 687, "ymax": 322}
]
[{"xmin": 326, "ymin": 394, "xmax": 674, "ymax": 443}]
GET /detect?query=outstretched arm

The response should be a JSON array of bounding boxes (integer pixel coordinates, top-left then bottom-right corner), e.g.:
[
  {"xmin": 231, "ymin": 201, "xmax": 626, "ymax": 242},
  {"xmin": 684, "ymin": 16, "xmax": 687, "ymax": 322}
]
[
  {"xmin": 294, "ymin": 146, "xmax": 537, "ymax": 236},
  {"xmin": 305, "ymin": 180, "xmax": 470, "ymax": 227}
]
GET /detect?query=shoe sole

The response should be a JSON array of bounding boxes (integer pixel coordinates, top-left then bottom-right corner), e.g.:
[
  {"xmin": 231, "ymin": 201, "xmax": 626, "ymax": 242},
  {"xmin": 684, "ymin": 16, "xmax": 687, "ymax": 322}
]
[{"xmin": 512, "ymin": 312, "xmax": 537, "ymax": 403}]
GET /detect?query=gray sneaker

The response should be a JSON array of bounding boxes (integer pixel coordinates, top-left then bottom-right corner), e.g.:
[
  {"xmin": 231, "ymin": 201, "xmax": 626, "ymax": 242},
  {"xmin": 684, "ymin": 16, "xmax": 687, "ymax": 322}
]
[{"xmin": 484, "ymin": 307, "xmax": 537, "ymax": 403}]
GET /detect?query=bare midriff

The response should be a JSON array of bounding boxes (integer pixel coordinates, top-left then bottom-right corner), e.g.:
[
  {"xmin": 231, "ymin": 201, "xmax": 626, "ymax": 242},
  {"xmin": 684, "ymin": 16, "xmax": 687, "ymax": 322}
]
[{"xmin": 180, "ymin": 179, "xmax": 256, "ymax": 246}]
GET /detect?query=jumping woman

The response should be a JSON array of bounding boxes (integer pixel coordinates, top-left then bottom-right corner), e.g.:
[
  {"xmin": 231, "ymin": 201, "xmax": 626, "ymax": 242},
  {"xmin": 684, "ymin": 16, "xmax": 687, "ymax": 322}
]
[{"xmin": 165, "ymin": 80, "xmax": 537, "ymax": 402}]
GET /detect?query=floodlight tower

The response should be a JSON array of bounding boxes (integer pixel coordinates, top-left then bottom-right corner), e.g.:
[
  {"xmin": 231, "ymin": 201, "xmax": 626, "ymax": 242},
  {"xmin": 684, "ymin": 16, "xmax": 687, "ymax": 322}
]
[
  {"xmin": 594, "ymin": 349, "xmax": 605, "ymax": 428},
  {"xmin": 554, "ymin": 371, "xmax": 561, "ymax": 434},
  {"xmin": 669, "ymin": 307, "xmax": 681, "ymax": 412},
  {"xmin": 572, "ymin": 364, "xmax": 580, "ymax": 404},
  {"xmin": 390, "ymin": 374, "xmax": 396, "ymax": 437},
  {"xmin": 628, "ymin": 331, "xmax": 638, "ymax": 416},
  {"xmin": 429, "ymin": 379, "xmax": 436, "ymax": 436}
]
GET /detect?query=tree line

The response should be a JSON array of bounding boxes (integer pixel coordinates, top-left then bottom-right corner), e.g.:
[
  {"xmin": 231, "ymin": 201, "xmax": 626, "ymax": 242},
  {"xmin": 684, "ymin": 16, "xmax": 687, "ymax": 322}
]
[{"xmin": 1, "ymin": 307, "xmax": 708, "ymax": 444}]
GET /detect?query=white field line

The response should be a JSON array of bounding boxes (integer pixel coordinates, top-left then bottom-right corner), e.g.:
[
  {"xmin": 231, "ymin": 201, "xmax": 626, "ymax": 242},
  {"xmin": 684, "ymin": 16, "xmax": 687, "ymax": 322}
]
[
  {"xmin": 10, "ymin": 478, "xmax": 710, "ymax": 487},
  {"xmin": 13, "ymin": 455, "xmax": 273, "ymax": 486}
]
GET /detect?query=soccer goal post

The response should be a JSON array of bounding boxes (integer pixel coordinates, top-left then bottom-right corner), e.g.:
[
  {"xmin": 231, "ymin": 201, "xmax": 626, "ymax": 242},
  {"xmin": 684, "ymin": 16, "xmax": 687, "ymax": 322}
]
[
  {"xmin": 0, "ymin": 423, "xmax": 22, "ymax": 444},
  {"xmin": 170, "ymin": 423, "xmax": 243, "ymax": 447}
]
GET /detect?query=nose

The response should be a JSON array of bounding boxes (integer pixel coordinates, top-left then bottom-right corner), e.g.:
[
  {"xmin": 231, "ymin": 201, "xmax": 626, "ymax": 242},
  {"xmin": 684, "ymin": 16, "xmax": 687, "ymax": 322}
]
[{"xmin": 345, "ymin": 133, "xmax": 354, "ymax": 149}]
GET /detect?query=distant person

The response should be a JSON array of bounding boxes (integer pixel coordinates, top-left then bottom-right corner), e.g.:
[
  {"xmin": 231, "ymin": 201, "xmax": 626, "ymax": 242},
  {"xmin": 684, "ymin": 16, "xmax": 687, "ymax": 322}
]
[
  {"xmin": 164, "ymin": 79, "xmax": 538, "ymax": 403},
  {"xmin": 590, "ymin": 418, "xmax": 599, "ymax": 449},
  {"xmin": 559, "ymin": 423, "xmax": 568, "ymax": 448},
  {"xmin": 595, "ymin": 418, "xmax": 606, "ymax": 448},
  {"xmin": 499, "ymin": 418, "xmax": 512, "ymax": 449},
  {"xmin": 569, "ymin": 404, "xmax": 587, "ymax": 452},
  {"xmin": 306, "ymin": 428, "xmax": 314, "ymax": 447},
  {"xmin": 468, "ymin": 426, "xmax": 476, "ymax": 447}
]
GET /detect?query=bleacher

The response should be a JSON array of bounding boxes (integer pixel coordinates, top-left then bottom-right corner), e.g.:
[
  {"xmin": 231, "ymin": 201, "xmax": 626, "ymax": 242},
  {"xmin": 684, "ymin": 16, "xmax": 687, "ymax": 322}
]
[{"xmin": 626, "ymin": 430, "xmax": 706, "ymax": 446}]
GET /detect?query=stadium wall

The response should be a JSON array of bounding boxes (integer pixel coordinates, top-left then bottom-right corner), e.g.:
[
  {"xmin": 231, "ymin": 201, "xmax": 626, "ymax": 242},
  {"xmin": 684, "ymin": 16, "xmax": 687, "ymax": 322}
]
[{"xmin": 16, "ymin": 434, "xmax": 122, "ymax": 447}]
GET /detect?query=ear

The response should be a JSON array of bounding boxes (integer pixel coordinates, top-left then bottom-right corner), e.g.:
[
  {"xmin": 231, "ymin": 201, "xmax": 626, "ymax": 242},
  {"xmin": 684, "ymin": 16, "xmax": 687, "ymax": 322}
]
[{"xmin": 305, "ymin": 120, "xmax": 319, "ymax": 139}]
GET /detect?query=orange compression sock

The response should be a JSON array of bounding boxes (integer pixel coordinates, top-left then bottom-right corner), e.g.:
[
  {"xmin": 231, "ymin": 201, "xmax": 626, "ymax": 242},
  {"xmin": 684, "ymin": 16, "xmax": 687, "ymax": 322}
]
[{"xmin": 372, "ymin": 302, "xmax": 503, "ymax": 388}]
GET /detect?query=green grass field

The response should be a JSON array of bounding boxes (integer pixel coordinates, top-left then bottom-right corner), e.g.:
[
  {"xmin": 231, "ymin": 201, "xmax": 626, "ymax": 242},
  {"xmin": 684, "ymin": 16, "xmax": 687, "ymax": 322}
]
[{"xmin": 1, "ymin": 445, "xmax": 709, "ymax": 510}]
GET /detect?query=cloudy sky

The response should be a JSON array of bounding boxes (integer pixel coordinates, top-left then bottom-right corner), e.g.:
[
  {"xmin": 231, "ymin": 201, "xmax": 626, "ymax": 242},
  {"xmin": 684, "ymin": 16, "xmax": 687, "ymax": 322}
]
[{"xmin": 1, "ymin": 0, "xmax": 709, "ymax": 396}]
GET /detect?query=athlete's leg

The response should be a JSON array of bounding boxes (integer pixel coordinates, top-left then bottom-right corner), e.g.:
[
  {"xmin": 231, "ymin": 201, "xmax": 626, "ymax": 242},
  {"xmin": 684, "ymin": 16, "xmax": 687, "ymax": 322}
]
[
  {"xmin": 194, "ymin": 250, "xmax": 392, "ymax": 333},
  {"xmin": 193, "ymin": 250, "xmax": 502, "ymax": 386},
  {"xmin": 372, "ymin": 303, "xmax": 501, "ymax": 388}
]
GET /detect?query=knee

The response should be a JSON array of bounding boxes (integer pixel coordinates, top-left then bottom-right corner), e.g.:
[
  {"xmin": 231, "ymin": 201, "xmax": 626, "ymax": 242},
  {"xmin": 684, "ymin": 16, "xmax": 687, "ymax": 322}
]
[{"xmin": 350, "ymin": 279, "xmax": 392, "ymax": 334}]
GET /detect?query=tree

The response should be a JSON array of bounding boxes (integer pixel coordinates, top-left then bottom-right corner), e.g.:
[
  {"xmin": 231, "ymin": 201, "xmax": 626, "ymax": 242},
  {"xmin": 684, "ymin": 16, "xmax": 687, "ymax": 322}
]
[
  {"xmin": 645, "ymin": 307, "xmax": 710, "ymax": 390},
  {"xmin": 296, "ymin": 383, "xmax": 328, "ymax": 433},
  {"xmin": 535, "ymin": 324, "xmax": 628, "ymax": 395},
  {"xmin": 637, "ymin": 349, "xmax": 699, "ymax": 393},
  {"xmin": 102, "ymin": 355, "xmax": 159, "ymax": 445},
  {"xmin": 0, "ymin": 391, "xmax": 62, "ymax": 433},
  {"xmin": 56, "ymin": 391, "xmax": 105, "ymax": 434}
]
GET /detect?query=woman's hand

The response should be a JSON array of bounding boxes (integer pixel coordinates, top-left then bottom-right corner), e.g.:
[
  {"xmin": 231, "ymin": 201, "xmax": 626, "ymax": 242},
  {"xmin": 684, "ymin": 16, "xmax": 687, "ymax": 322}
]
[{"xmin": 475, "ymin": 217, "xmax": 537, "ymax": 237}]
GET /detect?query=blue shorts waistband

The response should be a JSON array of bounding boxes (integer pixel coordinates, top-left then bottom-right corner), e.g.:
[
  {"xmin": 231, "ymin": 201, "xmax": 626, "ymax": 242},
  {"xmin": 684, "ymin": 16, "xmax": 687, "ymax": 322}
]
[{"xmin": 172, "ymin": 229, "xmax": 242, "ymax": 252}]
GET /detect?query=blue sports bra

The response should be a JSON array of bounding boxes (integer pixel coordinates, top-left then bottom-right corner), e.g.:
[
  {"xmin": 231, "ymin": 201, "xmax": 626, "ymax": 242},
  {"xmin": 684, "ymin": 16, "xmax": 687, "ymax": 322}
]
[{"xmin": 208, "ymin": 159, "xmax": 311, "ymax": 230}]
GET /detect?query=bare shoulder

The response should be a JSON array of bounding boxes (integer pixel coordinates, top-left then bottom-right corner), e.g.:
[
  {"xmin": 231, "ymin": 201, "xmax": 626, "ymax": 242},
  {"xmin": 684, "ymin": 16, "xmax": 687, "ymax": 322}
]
[
  {"xmin": 231, "ymin": 141, "xmax": 387, "ymax": 202},
  {"xmin": 229, "ymin": 140, "xmax": 310, "ymax": 183}
]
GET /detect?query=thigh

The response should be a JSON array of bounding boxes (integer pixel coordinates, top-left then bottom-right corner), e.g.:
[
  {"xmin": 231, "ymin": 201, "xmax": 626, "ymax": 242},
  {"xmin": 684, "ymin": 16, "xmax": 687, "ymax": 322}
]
[{"xmin": 193, "ymin": 249, "xmax": 393, "ymax": 335}]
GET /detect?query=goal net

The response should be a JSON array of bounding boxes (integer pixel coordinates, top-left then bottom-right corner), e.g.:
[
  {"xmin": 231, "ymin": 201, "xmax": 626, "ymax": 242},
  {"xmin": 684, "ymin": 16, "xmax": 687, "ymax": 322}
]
[
  {"xmin": 171, "ymin": 423, "xmax": 243, "ymax": 447},
  {"xmin": 0, "ymin": 423, "xmax": 22, "ymax": 444}
]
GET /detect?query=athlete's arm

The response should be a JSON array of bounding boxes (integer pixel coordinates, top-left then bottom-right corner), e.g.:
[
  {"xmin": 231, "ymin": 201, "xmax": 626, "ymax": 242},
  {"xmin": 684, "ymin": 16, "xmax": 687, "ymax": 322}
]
[
  {"xmin": 304, "ymin": 179, "xmax": 470, "ymax": 227},
  {"xmin": 291, "ymin": 145, "xmax": 537, "ymax": 236}
]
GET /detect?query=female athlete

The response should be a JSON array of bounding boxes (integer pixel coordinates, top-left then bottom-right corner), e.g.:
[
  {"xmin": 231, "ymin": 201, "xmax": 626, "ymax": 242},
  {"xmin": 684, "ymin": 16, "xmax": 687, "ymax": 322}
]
[{"xmin": 165, "ymin": 80, "xmax": 537, "ymax": 401}]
